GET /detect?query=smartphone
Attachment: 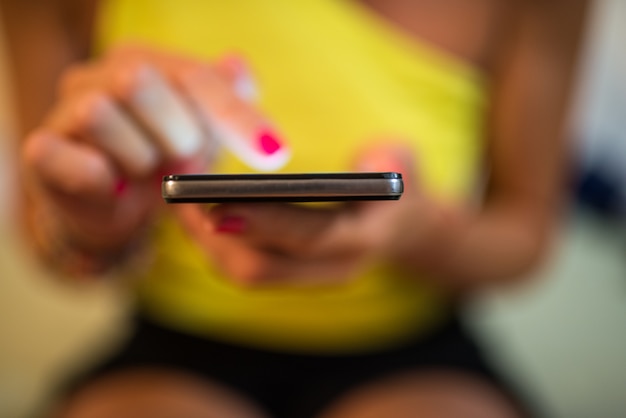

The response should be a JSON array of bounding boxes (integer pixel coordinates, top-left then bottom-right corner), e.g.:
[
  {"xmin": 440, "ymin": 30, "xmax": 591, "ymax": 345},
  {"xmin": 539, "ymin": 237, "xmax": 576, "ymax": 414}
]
[{"xmin": 162, "ymin": 172, "xmax": 403, "ymax": 203}]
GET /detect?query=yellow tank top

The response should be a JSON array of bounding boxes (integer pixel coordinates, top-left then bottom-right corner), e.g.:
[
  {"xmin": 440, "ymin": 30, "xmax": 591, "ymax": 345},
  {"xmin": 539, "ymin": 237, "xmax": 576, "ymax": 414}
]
[{"xmin": 96, "ymin": 0, "xmax": 486, "ymax": 353}]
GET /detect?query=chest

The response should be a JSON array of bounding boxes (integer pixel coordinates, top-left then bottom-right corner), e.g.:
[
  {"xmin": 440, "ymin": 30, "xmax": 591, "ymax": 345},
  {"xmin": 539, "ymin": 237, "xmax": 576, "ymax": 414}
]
[{"xmin": 357, "ymin": 0, "xmax": 510, "ymax": 69}]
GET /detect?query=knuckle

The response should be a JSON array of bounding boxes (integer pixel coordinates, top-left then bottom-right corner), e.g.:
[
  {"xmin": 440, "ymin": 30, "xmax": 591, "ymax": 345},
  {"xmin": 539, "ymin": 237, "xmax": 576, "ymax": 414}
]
[
  {"xmin": 21, "ymin": 131, "xmax": 49, "ymax": 170},
  {"xmin": 72, "ymin": 91, "xmax": 111, "ymax": 135},
  {"xmin": 232, "ymin": 266, "xmax": 264, "ymax": 286},
  {"xmin": 290, "ymin": 237, "xmax": 320, "ymax": 258},
  {"xmin": 108, "ymin": 44, "xmax": 150, "ymax": 62},
  {"xmin": 58, "ymin": 170, "xmax": 102, "ymax": 196},
  {"xmin": 58, "ymin": 63, "xmax": 94, "ymax": 96},
  {"xmin": 226, "ymin": 254, "xmax": 271, "ymax": 285},
  {"xmin": 109, "ymin": 59, "xmax": 152, "ymax": 103}
]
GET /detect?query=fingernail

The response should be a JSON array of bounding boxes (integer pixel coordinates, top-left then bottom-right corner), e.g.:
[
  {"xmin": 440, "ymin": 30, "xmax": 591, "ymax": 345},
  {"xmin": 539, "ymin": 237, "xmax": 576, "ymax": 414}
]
[
  {"xmin": 215, "ymin": 216, "xmax": 246, "ymax": 234},
  {"xmin": 257, "ymin": 129, "xmax": 283, "ymax": 155},
  {"xmin": 114, "ymin": 178, "xmax": 128, "ymax": 197},
  {"xmin": 133, "ymin": 66, "xmax": 203, "ymax": 159}
]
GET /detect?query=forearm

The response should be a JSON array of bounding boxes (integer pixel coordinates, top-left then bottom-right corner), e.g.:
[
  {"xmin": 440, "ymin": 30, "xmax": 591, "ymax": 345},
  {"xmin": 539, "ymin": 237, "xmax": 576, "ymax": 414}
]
[
  {"xmin": 405, "ymin": 0, "xmax": 588, "ymax": 293},
  {"xmin": 401, "ymin": 197, "xmax": 557, "ymax": 291},
  {"xmin": 2, "ymin": 0, "xmax": 123, "ymax": 276},
  {"xmin": 1, "ymin": 0, "xmax": 98, "ymax": 134}
]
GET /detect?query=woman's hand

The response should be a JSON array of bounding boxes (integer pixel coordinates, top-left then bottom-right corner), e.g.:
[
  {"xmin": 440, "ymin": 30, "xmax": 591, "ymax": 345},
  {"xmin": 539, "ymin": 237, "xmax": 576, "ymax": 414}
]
[
  {"xmin": 20, "ymin": 45, "xmax": 284, "ymax": 272},
  {"xmin": 173, "ymin": 146, "xmax": 434, "ymax": 287},
  {"xmin": 174, "ymin": 140, "xmax": 555, "ymax": 293}
]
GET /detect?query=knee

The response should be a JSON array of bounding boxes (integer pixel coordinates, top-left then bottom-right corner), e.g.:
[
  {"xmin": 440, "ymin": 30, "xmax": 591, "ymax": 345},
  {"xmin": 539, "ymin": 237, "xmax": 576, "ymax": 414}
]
[
  {"xmin": 317, "ymin": 371, "xmax": 524, "ymax": 418},
  {"xmin": 49, "ymin": 368, "xmax": 268, "ymax": 418}
]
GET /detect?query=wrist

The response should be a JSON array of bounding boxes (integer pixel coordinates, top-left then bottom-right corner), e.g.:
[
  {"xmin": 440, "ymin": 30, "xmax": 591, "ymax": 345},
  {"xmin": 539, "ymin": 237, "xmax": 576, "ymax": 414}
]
[
  {"xmin": 29, "ymin": 204, "xmax": 153, "ymax": 279},
  {"xmin": 394, "ymin": 199, "xmax": 475, "ymax": 291}
]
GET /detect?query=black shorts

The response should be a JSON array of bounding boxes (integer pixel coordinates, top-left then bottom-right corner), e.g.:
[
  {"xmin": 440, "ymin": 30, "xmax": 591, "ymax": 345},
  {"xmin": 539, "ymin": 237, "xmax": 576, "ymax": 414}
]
[{"xmin": 61, "ymin": 312, "xmax": 532, "ymax": 418}]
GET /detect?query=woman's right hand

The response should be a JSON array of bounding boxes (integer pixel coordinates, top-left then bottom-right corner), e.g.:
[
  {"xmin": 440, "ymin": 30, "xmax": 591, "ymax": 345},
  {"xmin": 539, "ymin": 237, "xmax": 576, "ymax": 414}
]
[{"xmin": 20, "ymin": 46, "xmax": 285, "ymax": 271}]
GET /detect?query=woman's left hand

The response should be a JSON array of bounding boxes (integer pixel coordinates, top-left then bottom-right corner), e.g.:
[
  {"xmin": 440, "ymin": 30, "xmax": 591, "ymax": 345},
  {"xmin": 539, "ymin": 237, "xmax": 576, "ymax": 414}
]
[{"xmin": 172, "ymin": 146, "xmax": 431, "ymax": 287}]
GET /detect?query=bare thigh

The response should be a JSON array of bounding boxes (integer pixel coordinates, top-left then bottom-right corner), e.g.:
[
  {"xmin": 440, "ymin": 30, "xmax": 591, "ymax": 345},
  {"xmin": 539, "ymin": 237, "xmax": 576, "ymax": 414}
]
[
  {"xmin": 317, "ymin": 370, "xmax": 525, "ymax": 418},
  {"xmin": 49, "ymin": 368, "xmax": 268, "ymax": 418}
]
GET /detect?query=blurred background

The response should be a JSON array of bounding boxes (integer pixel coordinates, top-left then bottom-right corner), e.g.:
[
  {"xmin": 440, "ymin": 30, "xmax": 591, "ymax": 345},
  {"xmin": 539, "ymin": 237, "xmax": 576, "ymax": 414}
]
[{"xmin": 1, "ymin": 1, "xmax": 624, "ymax": 417}]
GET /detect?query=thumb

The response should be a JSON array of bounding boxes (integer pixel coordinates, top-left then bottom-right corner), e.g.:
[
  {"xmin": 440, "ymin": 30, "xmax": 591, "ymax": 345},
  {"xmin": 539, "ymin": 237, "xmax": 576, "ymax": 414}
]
[{"xmin": 354, "ymin": 144, "xmax": 419, "ymax": 194}]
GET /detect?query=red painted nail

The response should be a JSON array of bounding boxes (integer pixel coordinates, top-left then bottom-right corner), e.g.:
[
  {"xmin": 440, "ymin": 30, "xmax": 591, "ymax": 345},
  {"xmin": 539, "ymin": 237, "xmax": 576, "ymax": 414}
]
[
  {"xmin": 114, "ymin": 179, "xmax": 128, "ymax": 197},
  {"xmin": 258, "ymin": 129, "xmax": 282, "ymax": 155},
  {"xmin": 215, "ymin": 216, "xmax": 246, "ymax": 234}
]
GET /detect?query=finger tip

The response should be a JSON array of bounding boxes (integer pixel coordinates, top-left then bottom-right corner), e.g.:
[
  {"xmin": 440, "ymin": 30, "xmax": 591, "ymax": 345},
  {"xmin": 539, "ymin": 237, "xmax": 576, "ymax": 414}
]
[
  {"xmin": 214, "ymin": 215, "xmax": 247, "ymax": 234},
  {"xmin": 113, "ymin": 177, "xmax": 129, "ymax": 197},
  {"xmin": 356, "ymin": 144, "xmax": 414, "ymax": 174}
]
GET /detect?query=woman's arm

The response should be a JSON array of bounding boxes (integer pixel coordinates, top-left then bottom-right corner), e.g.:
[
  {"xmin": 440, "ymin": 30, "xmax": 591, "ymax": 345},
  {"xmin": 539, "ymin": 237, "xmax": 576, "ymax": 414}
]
[
  {"xmin": 397, "ymin": 0, "xmax": 590, "ymax": 288},
  {"xmin": 1, "ymin": 0, "xmax": 101, "ymax": 275},
  {"xmin": 189, "ymin": 1, "xmax": 590, "ymax": 291},
  {"xmin": 1, "ymin": 0, "xmax": 99, "ymax": 135},
  {"xmin": 7, "ymin": 3, "xmax": 282, "ymax": 277}
]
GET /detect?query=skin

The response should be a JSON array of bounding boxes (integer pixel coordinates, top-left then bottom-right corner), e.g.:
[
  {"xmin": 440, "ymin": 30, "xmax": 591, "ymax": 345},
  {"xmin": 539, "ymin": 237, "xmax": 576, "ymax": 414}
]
[{"xmin": 1, "ymin": 0, "xmax": 588, "ymax": 417}]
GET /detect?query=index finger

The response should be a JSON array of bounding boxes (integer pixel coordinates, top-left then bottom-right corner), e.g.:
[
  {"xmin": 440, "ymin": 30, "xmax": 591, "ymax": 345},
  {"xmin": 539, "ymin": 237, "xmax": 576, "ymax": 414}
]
[
  {"xmin": 207, "ymin": 202, "xmax": 369, "ymax": 258},
  {"xmin": 178, "ymin": 67, "xmax": 291, "ymax": 172}
]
